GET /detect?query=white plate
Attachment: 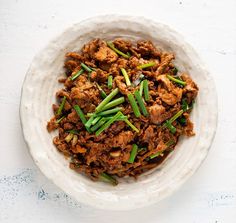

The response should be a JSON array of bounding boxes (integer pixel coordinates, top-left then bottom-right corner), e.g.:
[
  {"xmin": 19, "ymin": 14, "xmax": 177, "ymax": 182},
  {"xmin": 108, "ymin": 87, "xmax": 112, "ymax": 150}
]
[{"xmin": 20, "ymin": 15, "xmax": 218, "ymax": 210}]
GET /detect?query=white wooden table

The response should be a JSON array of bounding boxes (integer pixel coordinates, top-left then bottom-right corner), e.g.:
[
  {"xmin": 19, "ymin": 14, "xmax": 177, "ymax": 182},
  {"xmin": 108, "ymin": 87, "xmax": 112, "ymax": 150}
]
[{"xmin": 1, "ymin": 0, "xmax": 236, "ymax": 222}]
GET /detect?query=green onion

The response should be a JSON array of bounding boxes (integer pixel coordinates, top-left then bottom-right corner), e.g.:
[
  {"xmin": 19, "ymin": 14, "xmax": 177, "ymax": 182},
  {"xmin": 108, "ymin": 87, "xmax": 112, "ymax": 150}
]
[
  {"xmin": 95, "ymin": 83, "xmax": 107, "ymax": 99},
  {"xmin": 143, "ymin": 80, "xmax": 149, "ymax": 101},
  {"xmin": 86, "ymin": 113, "xmax": 94, "ymax": 118},
  {"xmin": 150, "ymin": 151, "xmax": 163, "ymax": 159},
  {"xmin": 128, "ymin": 144, "xmax": 138, "ymax": 163},
  {"xmin": 124, "ymin": 119, "xmax": 139, "ymax": 133},
  {"xmin": 182, "ymin": 98, "xmax": 189, "ymax": 112},
  {"xmin": 107, "ymin": 41, "xmax": 130, "ymax": 59},
  {"xmin": 101, "ymin": 97, "xmax": 125, "ymax": 111},
  {"xmin": 99, "ymin": 172, "xmax": 118, "ymax": 186},
  {"xmin": 172, "ymin": 67, "xmax": 178, "ymax": 75},
  {"xmin": 165, "ymin": 139, "xmax": 175, "ymax": 147},
  {"xmin": 103, "ymin": 115, "xmax": 127, "ymax": 121},
  {"xmin": 95, "ymin": 88, "xmax": 119, "ymax": 113},
  {"xmin": 137, "ymin": 61, "xmax": 156, "ymax": 69},
  {"xmin": 95, "ymin": 112, "xmax": 122, "ymax": 136},
  {"xmin": 65, "ymin": 133, "xmax": 74, "ymax": 143},
  {"xmin": 134, "ymin": 90, "xmax": 149, "ymax": 116},
  {"xmin": 90, "ymin": 118, "xmax": 106, "ymax": 132},
  {"xmin": 178, "ymin": 116, "xmax": 187, "ymax": 126},
  {"xmin": 57, "ymin": 96, "xmax": 67, "ymax": 116},
  {"xmin": 81, "ymin": 62, "xmax": 93, "ymax": 73},
  {"xmin": 167, "ymin": 74, "xmax": 186, "ymax": 86},
  {"xmin": 74, "ymin": 105, "xmax": 87, "ymax": 125},
  {"xmin": 56, "ymin": 116, "xmax": 65, "ymax": 124},
  {"xmin": 85, "ymin": 115, "xmax": 96, "ymax": 128},
  {"xmin": 165, "ymin": 120, "xmax": 176, "ymax": 134},
  {"xmin": 91, "ymin": 116, "xmax": 101, "ymax": 125},
  {"xmin": 133, "ymin": 73, "xmax": 145, "ymax": 86},
  {"xmin": 127, "ymin": 93, "xmax": 141, "ymax": 118},
  {"xmin": 150, "ymin": 139, "xmax": 175, "ymax": 159},
  {"xmin": 169, "ymin": 109, "xmax": 184, "ymax": 123},
  {"xmin": 97, "ymin": 107, "xmax": 122, "ymax": 116},
  {"xmin": 66, "ymin": 129, "xmax": 79, "ymax": 135},
  {"xmin": 139, "ymin": 81, "xmax": 144, "ymax": 96},
  {"xmin": 108, "ymin": 75, "xmax": 113, "ymax": 89},
  {"xmin": 70, "ymin": 69, "xmax": 84, "ymax": 81},
  {"xmin": 138, "ymin": 147, "xmax": 147, "ymax": 153},
  {"xmin": 120, "ymin": 68, "xmax": 131, "ymax": 86}
]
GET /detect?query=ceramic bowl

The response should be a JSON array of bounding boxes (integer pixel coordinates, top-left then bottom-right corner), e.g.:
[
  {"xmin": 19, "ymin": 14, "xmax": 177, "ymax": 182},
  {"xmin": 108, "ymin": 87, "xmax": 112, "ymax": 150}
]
[{"xmin": 20, "ymin": 15, "xmax": 217, "ymax": 210}]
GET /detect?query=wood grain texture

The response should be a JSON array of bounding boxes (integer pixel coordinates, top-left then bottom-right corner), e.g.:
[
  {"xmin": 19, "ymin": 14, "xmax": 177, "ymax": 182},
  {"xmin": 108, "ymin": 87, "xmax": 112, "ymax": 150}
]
[{"xmin": 0, "ymin": 0, "xmax": 236, "ymax": 222}]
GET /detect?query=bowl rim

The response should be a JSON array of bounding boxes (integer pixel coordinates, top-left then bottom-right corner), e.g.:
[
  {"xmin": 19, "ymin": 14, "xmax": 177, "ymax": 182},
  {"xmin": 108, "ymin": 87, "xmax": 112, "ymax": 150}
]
[{"xmin": 20, "ymin": 14, "xmax": 218, "ymax": 210}]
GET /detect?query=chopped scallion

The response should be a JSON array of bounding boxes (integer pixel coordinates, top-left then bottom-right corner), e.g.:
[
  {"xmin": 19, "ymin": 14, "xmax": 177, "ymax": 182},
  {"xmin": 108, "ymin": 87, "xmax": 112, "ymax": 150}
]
[
  {"xmin": 167, "ymin": 74, "xmax": 186, "ymax": 86},
  {"xmin": 128, "ymin": 144, "xmax": 138, "ymax": 163},
  {"xmin": 120, "ymin": 68, "xmax": 131, "ymax": 86},
  {"xmin": 108, "ymin": 75, "xmax": 113, "ymax": 89},
  {"xmin": 134, "ymin": 90, "xmax": 149, "ymax": 116},
  {"xmin": 127, "ymin": 93, "xmax": 141, "ymax": 118},
  {"xmin": 95, "ymin": 82, "xmax": 107, "ymax": 99},
  {"xmin": 70, "ymin": 69, "xmax": 84, "ymax": 81},
  {"xmin": 101, "ymin": 97, "xmax": 125, "ymax": 111},
  {"xmin": 99, "ymin": 172, "xmax": 118, "ymax": 186},
  {"xmin": 95, "ymin": 88, "xmax": 119, "ymax": 113},
  {"xmin": 143, "ymin": 80, "xmax": 149, "ymax": 101},
  {"xmin": 57, "ymin": 96, "xmax": 67, "ymax": 116},
  {"xmin": 107, "ymin": 41, "xmax": 130, "ymax": 59},
  {"xmin": 90, "ymin": 118, "xmax": 106, "ymax": 132},
  {"xmin": 137, "ymin": 61, "xmax": 156, "ymax": 69},
  {"xmin": 97, "ymin": 107, "xmax": 122, "ymax": 116},
  {"xmin": 81, "ymin": 62, "xmax": 93, "ymax": 73},
  {"xmin": 139, "ymin": 80, "xmax": 144, "ymax": 96}
]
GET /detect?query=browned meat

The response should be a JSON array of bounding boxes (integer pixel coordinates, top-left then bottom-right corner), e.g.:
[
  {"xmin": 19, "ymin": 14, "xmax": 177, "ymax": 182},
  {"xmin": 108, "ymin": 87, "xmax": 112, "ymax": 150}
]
[{"xmin": 47, "ymin": 38, "xmax": 198, "ymax": 185}]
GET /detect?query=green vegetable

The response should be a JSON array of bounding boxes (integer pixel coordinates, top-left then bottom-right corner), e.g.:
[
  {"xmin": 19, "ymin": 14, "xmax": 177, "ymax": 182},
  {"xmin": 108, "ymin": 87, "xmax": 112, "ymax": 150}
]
[
  {"xmin": 95, "ymin": 83, "xmax": 107, "ymax": 99},
  {"xmin": 124, "ymin": 119, "xmax": 139, "ymax": 133},
  {"xmin": 56, "ymin": 96, "xmax": 67, "ymax": 116},
  {"xmin": 165, "ymin": 120, "xmax": 176, "ymax": 134},
  {"xmin": 108, "ymin": 75, "xmax": 113, "ymax": 89},
  {"xmin": 167, "ymin": 74, "xmax": 186, "ymax": 86},
  {"xmin": 139, "ymin": 80, "xmax": 144, "ymax": 96},
  {"xmin": 95, "ymin": 112, "xmax": 122, "ymax": 136},
  {"xmin": 95, "ymin": 88, "xmax": 119, "ymax": 113},
  {"xmin": 97, "ymin": 107, "xmax": 122, "ymax": 116},
  {"xmin": 99, "ymin": 172, "xmax": 118, "ymax": 186},
  {"xmin": 120, "ymin": 68, "xmax": 131, "ymax": 86},
  {"xmin": 56, "ymin": 116, "xmax": 65, "ymax": 124},
  {"xmin": 172, "ymin": 67, "xmax": 178, "ymax": 75},
  {"xmin": 66, "ymin": 129, "xmax": 79, "ymax": 135},
  {"xmin": 65, "ymin": 133, "xmax": 74, "ymax": 143},
  {"xmin": 150, "ymin": 151, "xmax": 163, "ymax": 159},
  {"xmin": 134, "ymin": 90, "xmax": 149, "ymax": 116},
  {"xmin": 127, "ymin": 93, "xmax": 141, "ymax": 118},
  {"xmin": 101, "ymin": 97, "xmax": 125, "ymax": 111},
  {"xmin": 91, "ymin": 116, "xmax": 101, "ymax": 125},
  {"xmin": 178, "ymin": 117, "xmax": 187, "ymax": 126},
  {"xmin": 165, "ymin": 139, "xmax": 175, "ymax": 147},
  {"xmin": 169, "ymin": 109, "xmax": 184, "ymax": 123},
  {"xmin": 90, "ymin": 118, "xmax": 106, "ymax": 132},
  {"xmin": 81, "ymin": 62, "xmax": 93, "ymax": 73},
  {"xmin": 70, "ymin": 69, "xmax": 84, "ymax": 81},
  {"xmin": 107, "ymin": 41, "xmax": 130, "ymax": 59},
  {"xmin": 143, "ymin": 79, "xmax": 149, "ymax": 101},
  {"xmin": 182, "ymin": 98, "xmax": 189, "ymax": 112},
  {"xmin": 137, "ymin": 61, "xmax": 156, "ymax": 69},
  {"xmin": 103, "ymin": 115, "xmax": 127, "ymax": 121},
  {"xmin": 150, "ymin": 139, "xmax": 175, "ymax": 159},
  {"xmin": 85, "ymin": 115, "xmax": 96, "ymax": 128},
  {"xmin": 128, "ymin": 144, "xmax": 138, "ymax": 163},
  {"xmin": 74, "ymin": 105, "xmax": 87, "ymax": 125}
]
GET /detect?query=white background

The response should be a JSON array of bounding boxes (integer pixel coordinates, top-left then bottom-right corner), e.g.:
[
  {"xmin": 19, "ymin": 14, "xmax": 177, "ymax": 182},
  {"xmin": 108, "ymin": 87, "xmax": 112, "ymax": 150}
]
[{"xmin": 0, "ymin": 0, "xmax": 236, "ymax": 222}]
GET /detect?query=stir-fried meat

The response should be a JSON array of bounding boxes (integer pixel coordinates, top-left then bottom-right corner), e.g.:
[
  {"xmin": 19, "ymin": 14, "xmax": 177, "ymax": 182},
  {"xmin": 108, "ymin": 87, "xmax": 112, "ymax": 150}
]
[{"xmin": 47, "ymin": 38, "xmax": 198, "ymax": 185}]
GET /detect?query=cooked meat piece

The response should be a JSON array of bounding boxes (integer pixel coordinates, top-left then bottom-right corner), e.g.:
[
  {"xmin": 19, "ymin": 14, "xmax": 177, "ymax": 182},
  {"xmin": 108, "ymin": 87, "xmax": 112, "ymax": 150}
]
[
  {"xmin": 47, "ymin": 38, "xmax": 198, "ymax": 185},
  {"xmin": 181, "ymin": 73, "xmax": 199, "ymax": 103},
  {"xmin": 157, "ymin": 75, "xmax": 183, "ymax": 105},
  {"xmin": 148, "ymin": 104, "xmax": 171, "ymax": 124},
  {"xmin": 113, "ymin": 38, "xmax": 132, "ymax": 52},
  {"xmin": 94, "ymin": 42, "xmax": 118, "ymax": 63}
]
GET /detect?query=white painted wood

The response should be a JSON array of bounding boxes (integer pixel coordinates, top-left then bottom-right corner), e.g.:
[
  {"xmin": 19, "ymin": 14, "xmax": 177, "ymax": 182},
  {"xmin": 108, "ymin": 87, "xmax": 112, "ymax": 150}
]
[{"xmin": 0, "ymin": 0, "xmax": 236, "ymax": 222}]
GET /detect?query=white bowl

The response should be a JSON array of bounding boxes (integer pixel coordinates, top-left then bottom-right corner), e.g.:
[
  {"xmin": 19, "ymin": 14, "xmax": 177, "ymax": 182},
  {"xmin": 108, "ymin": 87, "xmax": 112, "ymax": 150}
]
[{"xmin": 20, "ymin": 15, "xmax": 217, "ymax": 210}]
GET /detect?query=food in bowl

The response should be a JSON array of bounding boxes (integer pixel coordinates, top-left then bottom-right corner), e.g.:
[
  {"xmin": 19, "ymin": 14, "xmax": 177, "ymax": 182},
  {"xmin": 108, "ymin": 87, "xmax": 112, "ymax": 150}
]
[{"xmin": 47, "ymin": 38, "xmax": 198, "ymax": 185}]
